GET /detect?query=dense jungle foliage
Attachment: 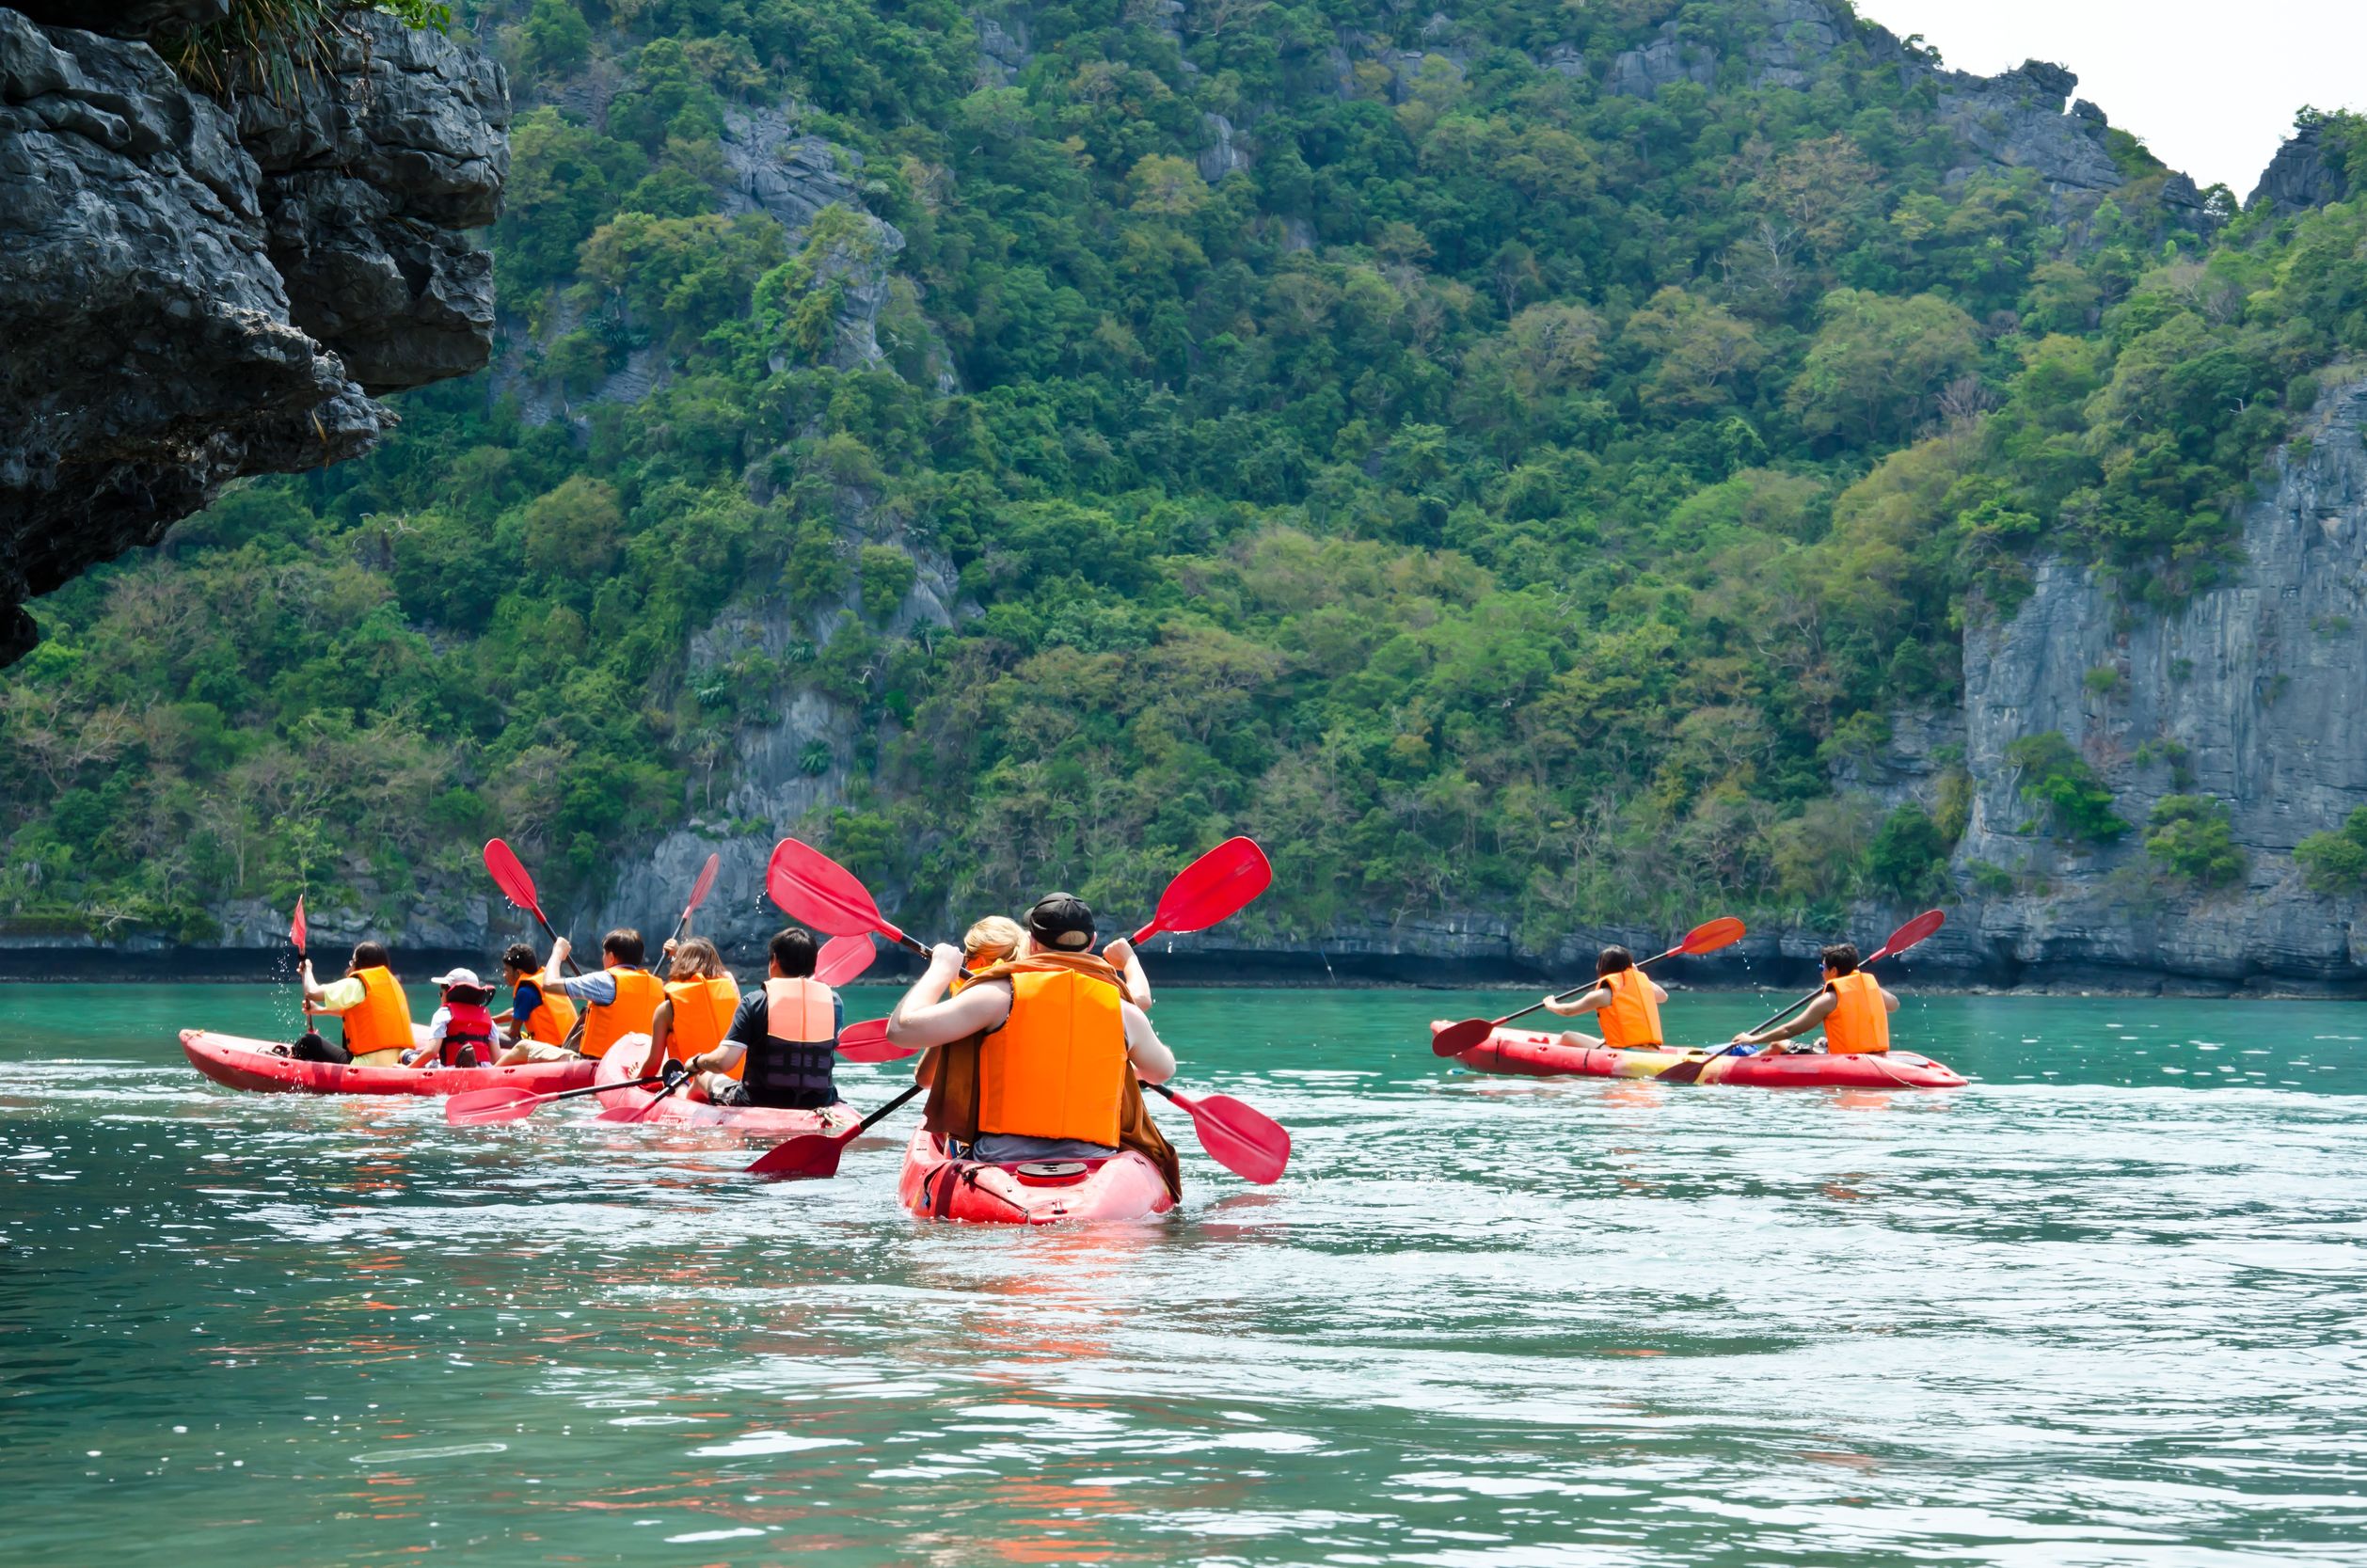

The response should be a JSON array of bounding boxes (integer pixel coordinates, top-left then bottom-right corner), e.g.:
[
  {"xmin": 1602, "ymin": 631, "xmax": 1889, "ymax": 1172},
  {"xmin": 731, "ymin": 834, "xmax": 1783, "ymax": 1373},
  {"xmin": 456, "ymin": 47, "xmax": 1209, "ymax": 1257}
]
[{"xmin": 7, "ymin": 0, "xmax": 2367, "ymax": 943}]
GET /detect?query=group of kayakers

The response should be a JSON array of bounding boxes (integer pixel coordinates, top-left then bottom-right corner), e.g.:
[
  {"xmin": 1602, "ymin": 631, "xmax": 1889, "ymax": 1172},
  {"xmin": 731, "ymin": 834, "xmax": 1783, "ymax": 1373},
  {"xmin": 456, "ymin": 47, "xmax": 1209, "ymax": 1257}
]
[
  {"xmin": 1541, "ymin": 942, "xmax": 1899, "ymax": 1056},
  {"xmin": 290, "ymin": 890, "xmax": 1182, "ymax": 1176}
]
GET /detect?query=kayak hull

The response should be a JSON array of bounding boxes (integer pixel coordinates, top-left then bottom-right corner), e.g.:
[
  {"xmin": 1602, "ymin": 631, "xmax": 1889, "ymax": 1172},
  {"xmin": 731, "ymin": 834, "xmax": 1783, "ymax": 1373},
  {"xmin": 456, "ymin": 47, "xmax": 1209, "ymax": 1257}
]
[
  {"xmin": 897, "ymin": 1130, "xmax": 1176, "ymax": 1225},
  {"xmin": 181, "ymin": 1029, "xmax": 596, "ymax": 1098},
  {"xmin": 1435, "ymin": 1024, "xmax": 1967, "ymax": 1089},
  {"xmin": 592, "ymin": 1044, "xmax": 850, "ymax": 1134}
]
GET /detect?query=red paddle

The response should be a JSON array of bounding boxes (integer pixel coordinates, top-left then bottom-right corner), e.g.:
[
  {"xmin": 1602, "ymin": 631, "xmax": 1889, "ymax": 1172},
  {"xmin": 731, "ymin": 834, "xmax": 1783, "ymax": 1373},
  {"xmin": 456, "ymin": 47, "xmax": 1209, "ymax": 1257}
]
[
  {"xmin": 1657, "ymin": 910, "xmax": 1946, "ymax": 1085},
  {"xmin": 834, "ymin": 1017, "xmax": 913, "ymax": 1062},
  {"xmin": 666, "ymin": 851, "xmax": 722, "ymax": 946},
  {"xmin": 483, "ymin": 839, "xmax": 584, "ymax": 974},
  {"xmin": 289, "ymin": 896, "xmax": 307, "ymax": 956},
  {"xmin": 446, "ymin": 1073, "xmax": 663, "ymax": 1125},
  {"xmin": 1144, "ymin": 1081, "xmax": 1287, "ymax": 1183},
  {"xmin": 1131, "ymin": 837, "xmax": 1272, "ymax": 944},
  {"xmin": 767, "ymin": 838, "xmax": 929, "ymax": 955},
  {"xmin": 746, "ymin": 1084, "xmax": 922, "ymax": 1180},
  {"xmin": 817, "ymin": 933, "xmax": 876, "ymax": 988},
  {"xmin": 1431, "ymin": 916, "xmax": 1746, "ymax": 1057}
]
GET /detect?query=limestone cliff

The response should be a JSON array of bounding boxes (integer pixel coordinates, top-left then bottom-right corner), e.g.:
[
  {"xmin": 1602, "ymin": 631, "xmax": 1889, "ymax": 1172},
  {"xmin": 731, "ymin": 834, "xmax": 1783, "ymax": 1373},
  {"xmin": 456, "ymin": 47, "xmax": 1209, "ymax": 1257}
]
[
  {"xmin": 1927, "ymin": 381, "xmax": 2367, "ymax": 991},
  {"xmin": 0, "ymin": 3, "xmax": 507, "ymax": 664}
]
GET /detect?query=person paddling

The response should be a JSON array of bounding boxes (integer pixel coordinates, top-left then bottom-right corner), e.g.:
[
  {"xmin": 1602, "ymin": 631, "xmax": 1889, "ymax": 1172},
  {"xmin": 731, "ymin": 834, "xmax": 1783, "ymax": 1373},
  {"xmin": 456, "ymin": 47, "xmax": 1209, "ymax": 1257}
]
[
  {"xmin": 500, "ymin": 928, "xmax": 662, "ymax": 1063},
  {"xmin": 886, "ymin": 893, "xmax": 1175, "ymax": 1164},
  {"xmin": 1726, "ymin": 943, "xmax": 1898, "ymax": 1056},
  {"xmin": 492, "ymin": 942, "xmax": 576, "ymax": 1055},
  {"xmin": 1537, "ymin": 945, "xmax": 1669, "ymax": 1052},
  {"xmin": 402, "ymin": 968, "xmax": 499, "ymax": 1068},
  {"xmin": 674, "ymin": 927, "xmax": 841, "ymax": 1108},
  {"xmin": 643, "ymin": 937, "xmax": 741, "ymax": 1083},
  {"xmin": 297, "ymin": 941, "xmax": 418, "ymax": 1066}
]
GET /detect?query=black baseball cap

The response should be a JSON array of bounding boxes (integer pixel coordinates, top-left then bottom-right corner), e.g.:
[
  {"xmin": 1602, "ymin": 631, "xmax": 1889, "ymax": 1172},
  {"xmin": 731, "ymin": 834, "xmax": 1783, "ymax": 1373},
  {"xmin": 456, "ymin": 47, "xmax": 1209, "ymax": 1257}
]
[{"xmin": 1027, "ymin": 892, "xmax": 1096, "ymax": 950}]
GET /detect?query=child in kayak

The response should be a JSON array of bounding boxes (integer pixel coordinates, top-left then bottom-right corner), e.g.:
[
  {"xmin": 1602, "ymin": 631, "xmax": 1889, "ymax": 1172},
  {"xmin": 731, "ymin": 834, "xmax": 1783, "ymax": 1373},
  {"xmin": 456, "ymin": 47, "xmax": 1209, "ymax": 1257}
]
[
  {"xmin": 493, "ymin": 942, "xmax": 577, "ymax": 1054},
  {"xmin": 1727, "ymin": 943, "xmax": 1898, "ymax": 1055},
  {"xmin": 675, "ymin": 927, "xmax": 842, "ymax": 1108},
  {"xmin": 401, "ymin": 968, "xmax": 500, "ymax": 1068},
  {"xmin": 1537, "ymin": 946, "xmax": 1667, "ymax": 1052},
  {"xmin": 298, "ymin": 941, "xmax": 421, "ymax": 1066}
]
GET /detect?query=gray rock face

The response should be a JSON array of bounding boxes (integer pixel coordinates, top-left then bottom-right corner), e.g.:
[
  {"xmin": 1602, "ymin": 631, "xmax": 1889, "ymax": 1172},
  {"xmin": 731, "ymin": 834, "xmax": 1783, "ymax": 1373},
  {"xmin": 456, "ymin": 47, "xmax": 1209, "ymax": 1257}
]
[
  {"xmin": 1945, "ymin": 381, "xmax": 2367, "ymax": 990},
  {"xmin": 2248, "ymin": 120, "xmax": 2351, "ymax": 215},
  {"xmin": 1198, "ymin": 110, "xmax": 1247, "ymax": 181},
  {"xmin": 1754, "ymin": 0, "xmax": 1839, "ymax": 87},
  {"xmin": 0, "ymin": 7, "xmax": 507, "ymax": 664},
  {"xmin": 1608, "ymin": 23, "xmax": 1716, "ymax": 98},
  {"xmin": 972, "ymin": 6, "xmax": 1031, "ymax": 87},
  {"xmin": 719, "ymin": 108, "xmax": 903, "ymax": 370},
  {"xmin": 592, "ymin": 549, "xmax": 969, "ymax": 958},
  {"xmin": 1934, "ymin": 59, "xmax": 2121, "ymax": 196}
]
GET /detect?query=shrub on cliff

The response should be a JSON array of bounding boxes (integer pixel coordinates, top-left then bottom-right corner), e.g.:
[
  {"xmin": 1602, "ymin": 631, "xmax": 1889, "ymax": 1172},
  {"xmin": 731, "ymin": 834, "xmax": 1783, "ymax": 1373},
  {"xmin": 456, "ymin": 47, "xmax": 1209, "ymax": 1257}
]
[
  {"xmin": 2295, "ymin": 808, "xmax": 2367, "ymax": 896},
  {"xmin": 2007, "ymin": 732, "xmax": 2129, "ymax": 844},
  {"xmin": 1867, "ymin": 802, "xmax": 1951, "ymax": 899},
  {"xmin": 2144, "ymin": 795, "xmax": 2248, "ymax": 891},
  {"xmin": 167, "ymin": 2, "xmax": 452, "ymax": 102}
]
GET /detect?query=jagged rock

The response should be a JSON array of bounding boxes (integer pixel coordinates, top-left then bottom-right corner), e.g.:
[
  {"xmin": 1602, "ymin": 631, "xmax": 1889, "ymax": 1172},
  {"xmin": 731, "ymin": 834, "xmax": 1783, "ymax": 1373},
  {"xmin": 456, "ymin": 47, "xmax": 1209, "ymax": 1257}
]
[
  {"xmin": 1949, "ymin": 380, "xmax": 2367, "ymax": 989},
  {"xmin": 1608, "ymin": 22, "xmax": 1716, "ymax": 99},
  {"xmin": 0, "ymin": 7, "xmax": 507, "ymax": 664},
  {"xmin": 1934, "ymin": 59, "xmax": 2121, "ymax": 196},
  {"xmin": 1537, "ymin": 42, "xmax": 1585, "ymax": 79},
  {"xmin": 593, "ymin": 549, "xmax": 970, "ymax": 956},
  {"xmin": 2248, "ymin": 119, "xmax": 2351, "ymax": 215},
  {"xmin": 241, "ymin": 14, "xmax": 508, "ymax": 389},
  {"xmin": 718, "ymin": 111, "xmax": 903, "ymax": 370},
  {"xmin": 1198, "ymin": 110, "xmax": 1247, "ymax": 182},
  {"xmin": 1754, "ymin": 0, "xmax": 1839, "ymax": 88},
  {"xmin": 973, "ymin": 8, "xmax": 1030, "ymax": 87}
]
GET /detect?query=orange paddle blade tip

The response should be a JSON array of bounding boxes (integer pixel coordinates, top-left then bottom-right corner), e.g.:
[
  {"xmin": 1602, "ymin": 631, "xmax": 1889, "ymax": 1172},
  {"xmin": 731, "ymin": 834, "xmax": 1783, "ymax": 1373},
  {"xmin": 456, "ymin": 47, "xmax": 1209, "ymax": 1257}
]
[
  {"xmin": 1431, "ymin": 1017, "xmax": 1493, "ymax": 1056},
  {"xmin": 1679, "ymin": 916, "xmax": 1747, "ymax": 954}
]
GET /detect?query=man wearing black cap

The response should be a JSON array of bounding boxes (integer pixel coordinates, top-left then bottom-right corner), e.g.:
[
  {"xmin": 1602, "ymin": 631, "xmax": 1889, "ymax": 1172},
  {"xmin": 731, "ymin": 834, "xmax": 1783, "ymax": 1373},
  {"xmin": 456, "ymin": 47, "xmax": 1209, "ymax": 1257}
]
[{"xmin": 887, "ymin": 892, "xmax": 1175, "ymax": 1163}]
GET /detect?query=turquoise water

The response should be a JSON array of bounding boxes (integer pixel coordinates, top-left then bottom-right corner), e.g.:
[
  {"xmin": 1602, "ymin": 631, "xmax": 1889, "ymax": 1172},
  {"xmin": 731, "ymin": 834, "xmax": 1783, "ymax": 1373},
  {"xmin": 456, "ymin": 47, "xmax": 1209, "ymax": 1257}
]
[{"xmin": 3, "ymin": 981, "xmax": 2363, "ymax": 1566}]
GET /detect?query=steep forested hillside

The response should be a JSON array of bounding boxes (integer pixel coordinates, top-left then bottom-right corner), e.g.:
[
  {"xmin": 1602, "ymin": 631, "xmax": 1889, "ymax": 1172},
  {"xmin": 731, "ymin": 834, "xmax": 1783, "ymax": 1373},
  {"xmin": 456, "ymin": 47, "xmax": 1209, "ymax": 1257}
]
[{"xmin": 6, "ymin": 0, "xmax": 2365, "ymax": 952}]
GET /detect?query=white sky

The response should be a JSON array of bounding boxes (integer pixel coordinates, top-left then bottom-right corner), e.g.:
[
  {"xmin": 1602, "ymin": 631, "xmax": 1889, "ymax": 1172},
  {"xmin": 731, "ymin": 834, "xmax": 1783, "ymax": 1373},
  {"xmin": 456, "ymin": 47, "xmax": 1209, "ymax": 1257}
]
[{"xmin": 1854, "ymin": 1, "xmax": 2367, "ymax": 196}]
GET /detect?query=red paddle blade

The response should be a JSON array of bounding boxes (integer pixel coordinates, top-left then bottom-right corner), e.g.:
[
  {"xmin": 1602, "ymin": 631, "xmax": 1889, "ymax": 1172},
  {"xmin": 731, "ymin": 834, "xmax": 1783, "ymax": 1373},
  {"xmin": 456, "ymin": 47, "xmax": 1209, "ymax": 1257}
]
[
  {"xmin": 1678, "ymin": 915, "xmax": 1746, "ymax": 955},
  {"xmin": 289, "ymin": 896, "xmax": 306, "ymax": 954},
  {"xmin": 746, "ymin": 1129, "xmax": 853, "ymax": 1180},
  {"xmin": 445, "ymin": 1086, "xmax": 543, "ymax": 1125},
  {"xmin": 483, "ymin": 838, "xmax": 541, "ymax": 915},
  {"xmin": 1165, "ymin": 1086, "xmax": 1290, "ymax": 1184},
  {"xmin": 1432, "ymin": 1018, "xmax": 1493, "ymax": 1056},
  {"xmin": 1873, "ymin": 909, "xmax": 1946, "ymax": 962},
  {"xmin": 766, "ymin": 838, "xmax": 908, "ymax": 943},
  {"xmin": 816, "ymin": 933, "xmax": 876, "ymax": 988},
  {"xmin": 1134, "ymin": 836, "xmax": 1272, "ymax": 943},
  {"xmin": 834, "ymin": 1017, "xmax": 916, "ymax": 1062},
  {"xmin": 683, "ymin": 851, "xmax": 722, "ymax": 919}
]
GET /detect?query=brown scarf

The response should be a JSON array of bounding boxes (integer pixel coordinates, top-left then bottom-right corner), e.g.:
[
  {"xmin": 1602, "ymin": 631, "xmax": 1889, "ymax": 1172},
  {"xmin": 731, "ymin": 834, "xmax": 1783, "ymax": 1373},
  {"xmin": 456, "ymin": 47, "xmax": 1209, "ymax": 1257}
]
[{"xmin": 915, "ymin": 951, "xmax": 1182, "ymax": 1198}]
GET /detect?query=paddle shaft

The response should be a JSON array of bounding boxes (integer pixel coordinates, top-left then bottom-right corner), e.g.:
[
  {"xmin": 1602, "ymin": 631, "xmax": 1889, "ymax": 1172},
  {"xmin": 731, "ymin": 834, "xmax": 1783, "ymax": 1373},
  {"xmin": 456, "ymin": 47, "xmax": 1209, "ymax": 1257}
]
[
  {"xmin": 1716, "ymin": 948, "xmax": 1905, "ymax": 1060},
  {"xmin": 850, "ymin": 1083, "xmax": 925, "ymax": 1138},
  {"xmin": 533, "ymin": 1073, "xmax": 661, "ymax": 1108},
  {"xmin": 525, "ymin": 902, "xmax": 586, "ymax": 976},
  {"xmin": 1491, "ymin": 942, "xmax": 1687, "ymax": 1030}
]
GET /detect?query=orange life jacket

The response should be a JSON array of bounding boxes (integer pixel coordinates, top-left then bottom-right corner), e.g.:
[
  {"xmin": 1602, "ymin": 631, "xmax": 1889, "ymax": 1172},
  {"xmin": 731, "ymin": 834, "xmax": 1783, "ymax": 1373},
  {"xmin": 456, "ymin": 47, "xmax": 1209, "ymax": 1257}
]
[
  {"xmin": 977, "ymin": 966, "xmax": 1128, "ymax": 1148},
  {"xmin": 1823, "ymin": 970, "xmax": 1890, "ymax": 1054},
  {"xmin": 1598, "ymin": 966, "xmax": 1664, "ymax": 1048},
  {"xmin": 745, "ymin": 976, "xmax": 837, "ymax": 1102},
  {"xmin": 580, "ymin": 967, "xmax": 663, "ymax": 1059},
  {"xmin": 664, "ymin": 974, "xmax": 741, "ymax": 1070},
  {"xmin": 518, "ymin": 972, "xmax": 577, "ymax": 1045},
  {"xmin": 342, "ymin": 965, "xmax": 414, "ymax": 1056}
]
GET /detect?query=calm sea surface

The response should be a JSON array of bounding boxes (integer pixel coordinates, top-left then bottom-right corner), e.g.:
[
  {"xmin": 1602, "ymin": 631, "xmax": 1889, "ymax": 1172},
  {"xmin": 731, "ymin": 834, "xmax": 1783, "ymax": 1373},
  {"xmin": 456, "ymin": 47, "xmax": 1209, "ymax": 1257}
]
[{"xmin": 2, "ymin": 980, "xmax": 2362, "ymax": 1566}]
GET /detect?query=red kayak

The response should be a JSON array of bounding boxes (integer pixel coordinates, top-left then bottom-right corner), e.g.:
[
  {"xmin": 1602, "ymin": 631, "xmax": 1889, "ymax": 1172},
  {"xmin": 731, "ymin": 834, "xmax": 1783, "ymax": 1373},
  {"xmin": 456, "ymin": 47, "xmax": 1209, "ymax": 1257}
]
[
  {"xmin": 591, "ymin": 1044, "xmax": 850, "ymax": 1134},
  {"xmin": 181, "ymin": 1029, "xmax": 597, "ymax": 1098},
  {"xmin": 897, "ymin": 1129, "xmax": 1177, "ymax": 1225},
  {"xmin": 1435, "ymin": 1023, "xmax": 1968, "ymax": 1089}
]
